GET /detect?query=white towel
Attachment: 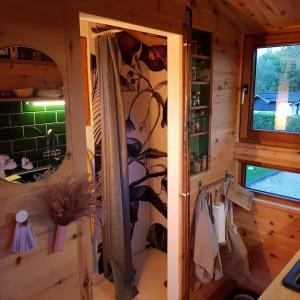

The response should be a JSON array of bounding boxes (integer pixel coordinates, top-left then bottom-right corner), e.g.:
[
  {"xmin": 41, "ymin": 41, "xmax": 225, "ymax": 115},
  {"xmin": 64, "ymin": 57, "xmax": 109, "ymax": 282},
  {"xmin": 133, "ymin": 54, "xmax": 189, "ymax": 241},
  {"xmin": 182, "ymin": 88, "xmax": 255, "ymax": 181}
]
[{"xmin": 193, "ymin": 192, "xmax": 223, "ymax": 283}]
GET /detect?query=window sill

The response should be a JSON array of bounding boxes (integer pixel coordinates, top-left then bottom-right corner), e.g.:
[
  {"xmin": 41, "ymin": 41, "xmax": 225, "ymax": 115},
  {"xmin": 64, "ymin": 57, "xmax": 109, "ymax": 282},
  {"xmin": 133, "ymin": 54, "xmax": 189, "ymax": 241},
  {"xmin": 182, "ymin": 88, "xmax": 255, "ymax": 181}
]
[
  {"xmin": 251, "ymin": 191, "xmax": 300, "ymax": 209},
  {"xmin": 253, "ymin": 194, "xmax": 300, "ymax": 212}
]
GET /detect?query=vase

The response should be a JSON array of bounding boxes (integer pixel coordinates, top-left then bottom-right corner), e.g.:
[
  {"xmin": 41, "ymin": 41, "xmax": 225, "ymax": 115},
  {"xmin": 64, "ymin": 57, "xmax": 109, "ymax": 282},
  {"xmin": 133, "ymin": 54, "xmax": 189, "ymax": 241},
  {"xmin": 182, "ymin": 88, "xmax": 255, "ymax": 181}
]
[{"xmin": 54, "ymin": 225, "xmax": 67, "ymax": 252}]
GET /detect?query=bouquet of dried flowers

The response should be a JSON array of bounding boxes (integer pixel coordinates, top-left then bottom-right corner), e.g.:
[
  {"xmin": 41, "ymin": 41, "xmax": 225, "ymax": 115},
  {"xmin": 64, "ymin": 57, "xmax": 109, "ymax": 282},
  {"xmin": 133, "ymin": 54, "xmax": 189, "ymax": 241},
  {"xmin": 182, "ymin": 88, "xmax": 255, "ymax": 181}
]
[{"xmin": 42, "ymin": 175, "xmax": 101, "ymax": 251}]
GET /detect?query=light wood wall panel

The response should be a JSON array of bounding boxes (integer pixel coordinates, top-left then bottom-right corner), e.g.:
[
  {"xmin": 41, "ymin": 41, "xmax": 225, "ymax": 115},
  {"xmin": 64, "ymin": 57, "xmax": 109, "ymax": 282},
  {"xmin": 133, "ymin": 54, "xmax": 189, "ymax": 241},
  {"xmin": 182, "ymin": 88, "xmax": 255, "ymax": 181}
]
[
  {"xmin": 233, "ymin": 143, "xmax": 300, "ymax": 293},
  {"xmin": 234, "ymin": 201, "xmax": 300, "ymax": 293},
  {"xmin": 189, "ymin": 9, "xmax": 242, "ymax": 298},
  {"xmin": 190, "ymin": 15, "xmax": 241, "ymax": 200},
  {"xmin": 0, "ymin": 60, "xmax": 63, "ymax": 91},
  {"xmin": 234, "ymin": 142, "xmax": 300, "ymax": 170},
  {"xmin": 0, "ymin": 1, "xmax": 84, "ymax": 300},
  {"xmin": 0, "ymin": 0, "xmax": 242, "ymax": 299}
]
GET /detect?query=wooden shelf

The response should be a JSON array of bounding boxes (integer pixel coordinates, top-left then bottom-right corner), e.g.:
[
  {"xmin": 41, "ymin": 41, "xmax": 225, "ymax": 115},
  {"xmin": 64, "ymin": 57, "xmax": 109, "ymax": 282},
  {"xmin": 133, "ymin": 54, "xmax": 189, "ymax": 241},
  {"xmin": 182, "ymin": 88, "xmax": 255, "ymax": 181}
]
[
  {"xmin": 192, "ymin": 54, "xmax": 210, "ymax": 60},
  {"xmin": 191, "ymin": 105, "xmax": 209, "ymax": 110},
  {"xmin": 191, "ymin": 80, "xmax": 210, "ymax": 85},
  {"xmin": 190, "ymin": 131, "xmax": 208, "ymax": 137},
  {"xmin": 0, "ymin": 58, "xmax": 55, "ymax": 66},
  {"xmin": 190, "ymin": 169, "xmax": 209, "ymax": 177},
  {"xmin": 0, "ymin": 96, "xmax": 64, "ymax": 102}
]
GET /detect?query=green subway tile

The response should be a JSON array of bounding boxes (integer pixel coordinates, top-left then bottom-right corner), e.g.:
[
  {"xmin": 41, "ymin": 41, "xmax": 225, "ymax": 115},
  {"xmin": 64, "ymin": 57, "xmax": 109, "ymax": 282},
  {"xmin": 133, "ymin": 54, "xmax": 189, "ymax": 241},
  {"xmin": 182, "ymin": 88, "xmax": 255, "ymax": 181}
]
[
  {"xmin": 46, "ymin": 104, "xmax": 65, "ymax": 111},
  {"xmin": 0, "ymin": 102, "xmax": 22, "ymax": 114},
  {"xmin": 24, "ymin": 125, "xmax": 46, "ymax": 138},
  {"xmin": 0, "ymin": 127, "xmax": 23, "ymax": 141},
  {"xmin": 47, "ymin": 122, "xmax": 66, "ymax": 134},
  {"xmin": 35, "ymin": 112, "xmax": 56, "ymax": 124},
  {"xmin": 36, "ymin": 136, "xmax": 47, "ymax": 148},
  {"xmin": 57, "ymin": 133, "xmax": 66, "ymax": 145},
  {"xmin": 12, "ymin": 138, "xmax": 36, "ymax": 152},
  {"xmin": 11, "ymin": 113, "xmax": 34, "ymax": 126},
  {"xmin": 37, "ymin": 159, "xmax": 52, "ymax": 167},
  {"xmin": 9, "ymin": 151, "xmax": 26, "ymax": 163},
  {"xmin": 0, "ymin": 141, "xmax": 12, "ymax": 154},
  {"xmin": 25, "ymin": 149, "xmax": 45, "ymax": 162},
  {"xmin": 22, "ymin": 102, "xmax": 45, "ymax": 112},
  {"xmin": 57, "ymin": 145, "xmax": 66, "ymax": 156},
  {"xmin": 57, "ymin": 111, "xmax": 65, "ymax": 122},
  {"xmin": 0, "ymin": 114, "xmax": 10, "ymax": 128}
]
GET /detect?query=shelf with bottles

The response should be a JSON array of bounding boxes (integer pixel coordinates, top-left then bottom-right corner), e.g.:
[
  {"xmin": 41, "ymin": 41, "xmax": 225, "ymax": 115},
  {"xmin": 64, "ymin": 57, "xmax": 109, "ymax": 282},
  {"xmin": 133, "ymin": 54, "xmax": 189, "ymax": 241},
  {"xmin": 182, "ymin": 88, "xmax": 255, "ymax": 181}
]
[
  {"xmin": 190, "ymin": 131, "xmax": 208, "ymax": 138},
  {"xmin": 191, "ymin": 60, "xmax": 210, "ymax": 83},
  {"xmin": 190, "ymin": 134, "xmax": 209, "ymax": 175},
  {"xmin": 189, "ymin": 29, "xmax": 212, "ymax": 176},
  {"xmin": 192, "ymin": 54, "xmax": 210, "ymax": 60},
  {"xmin": 191, "ymin": 84, "xmax": 210, "ymax": 107},
  {"xmin": 189, "ymin": 108, "xmax": 209, "ymax": 135},
  {"xmin": 191, "ymin": 29, "xmax": 211, "ymax": 57}
]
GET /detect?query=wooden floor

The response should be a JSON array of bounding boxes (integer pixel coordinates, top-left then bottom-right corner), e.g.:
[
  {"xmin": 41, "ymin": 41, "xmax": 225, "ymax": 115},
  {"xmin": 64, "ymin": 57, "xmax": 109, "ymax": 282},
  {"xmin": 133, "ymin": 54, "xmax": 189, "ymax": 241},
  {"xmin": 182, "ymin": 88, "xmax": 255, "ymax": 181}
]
[{"xmin": 93, "ymin": 248, "xmax": 167, "ymax": 300}]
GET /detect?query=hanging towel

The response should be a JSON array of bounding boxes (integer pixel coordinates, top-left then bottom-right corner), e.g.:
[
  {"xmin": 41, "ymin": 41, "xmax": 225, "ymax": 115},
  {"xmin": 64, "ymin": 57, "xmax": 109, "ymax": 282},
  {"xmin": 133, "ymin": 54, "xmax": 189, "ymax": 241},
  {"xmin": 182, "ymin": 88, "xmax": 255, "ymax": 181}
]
[
  {"xmin": 192, "ymin": 191, "xmax": 223, "ymax": 283},
  {"xmin": 220, "ymin": 200, "xmax": 251, "ymax": 286}
]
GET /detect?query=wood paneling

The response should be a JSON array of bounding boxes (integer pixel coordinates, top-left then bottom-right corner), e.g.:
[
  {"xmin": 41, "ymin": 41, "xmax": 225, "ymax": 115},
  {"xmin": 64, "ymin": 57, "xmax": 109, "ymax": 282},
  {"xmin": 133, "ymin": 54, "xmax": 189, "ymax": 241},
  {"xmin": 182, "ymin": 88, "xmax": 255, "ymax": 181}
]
[
  {"xmin": 0, "ymin": 1, "xmax": 84, "ymax": 300},
  {"xmin": 259, "ymin": 250, "xmax": 300, "ymax": 300},
  {"xmin": 0, "ymin": 0, "xmax": 243, "ymax": 299},
  {"xmin": 211, "ymin": 0, "xmax": 300, "ymax": 33},
  {"xmin": 190, "ymin": 15, "xmax": 241, "ymax": 200},
  {"xmin": 80, "ymin": 36, "xmax": 91, "ymax": 126},
  {"xmin": 189, "ymin": 10, "xmax": 241, "ymax": 298},
  {"xmin": 234, "ymin": 201, "xmax": 300, "ymax": 293},
  {"xmin": 0, "ymin": 60, "xmax": 63, "ymax": 91},
  {"xmin": 234, "ymin": 142, "xmax": 300, "ymax": 170}
]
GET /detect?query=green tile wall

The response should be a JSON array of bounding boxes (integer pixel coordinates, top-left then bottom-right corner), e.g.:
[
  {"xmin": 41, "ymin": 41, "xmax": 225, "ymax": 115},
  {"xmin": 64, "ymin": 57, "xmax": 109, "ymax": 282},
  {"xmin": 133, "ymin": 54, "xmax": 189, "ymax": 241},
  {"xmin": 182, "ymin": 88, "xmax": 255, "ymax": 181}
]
[
  {"xmin": 190, "ymin": 134, "xmax": 209, "ymax": 157},
  {"xmin": 35, "ymin": 111, "xmax": 56, "ymax": 124},
  {"xmin": 0, "ymin": 101, "xmax": 66, "ymax": 169},
  {"xmin": 0, "ymin": 114, "xmax": 10, "ymax": 128},
  {"xmin": 11, "ymin": 113, "xmax": 34, "ymax": 126}
]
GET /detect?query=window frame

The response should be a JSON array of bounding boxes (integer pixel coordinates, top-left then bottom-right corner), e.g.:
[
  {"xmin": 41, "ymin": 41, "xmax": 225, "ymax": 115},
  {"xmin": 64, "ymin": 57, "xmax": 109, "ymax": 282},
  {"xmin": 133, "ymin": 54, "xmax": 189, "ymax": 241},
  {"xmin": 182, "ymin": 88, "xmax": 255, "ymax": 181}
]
[
  {"xmin": 240, "ymin": 31, "xmax": 300, "ymax": 149},
  {"xmin": 240, "ymin": 160, "xmax": 300, "ymax": 207}
]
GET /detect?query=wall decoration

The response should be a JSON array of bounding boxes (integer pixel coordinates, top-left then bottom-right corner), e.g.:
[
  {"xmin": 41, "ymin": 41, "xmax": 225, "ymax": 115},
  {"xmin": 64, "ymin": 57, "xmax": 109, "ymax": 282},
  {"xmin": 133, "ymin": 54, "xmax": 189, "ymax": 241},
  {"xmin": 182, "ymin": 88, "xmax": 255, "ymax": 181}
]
[
  {"xmin": 41, "ymin": 175, "xmax": 98, "ymax": 252},
  {"xmin": 0, "ymin": 155, "xmax": 17, "ymax": 179},
  {"xmin": 11, "ymin": 210, "xmax": 36, "ymax": 254}
]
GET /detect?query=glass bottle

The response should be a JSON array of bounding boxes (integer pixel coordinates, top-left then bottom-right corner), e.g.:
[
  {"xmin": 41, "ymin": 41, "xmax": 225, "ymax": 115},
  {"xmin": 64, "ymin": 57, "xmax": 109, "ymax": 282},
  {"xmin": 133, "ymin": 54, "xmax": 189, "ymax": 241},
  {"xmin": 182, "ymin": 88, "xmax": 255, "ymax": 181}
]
[
  {"xmin": 199, "ymin": 110, "xmax": 207, "ymax": 131},
  {"xmin": 191, "ymin": 92, "xmax": 197, "ymax": 107},
  {"xmin": 192, "ymin": 66, "xmax": 197, "ymax": 81},
  {"xmin": 196, "ymin": 91, "xmax": 201, "ymax": 106}
]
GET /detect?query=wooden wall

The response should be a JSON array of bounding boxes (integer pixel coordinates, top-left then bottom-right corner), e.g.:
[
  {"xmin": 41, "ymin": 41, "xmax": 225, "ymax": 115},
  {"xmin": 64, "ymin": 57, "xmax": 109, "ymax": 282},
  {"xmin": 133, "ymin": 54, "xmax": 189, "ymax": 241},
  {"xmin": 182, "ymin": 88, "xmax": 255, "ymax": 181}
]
[
  {"xmin": 189, "ymin": 8, "xmax": 242, "ymax": 297},
  {"xmin": 0, "ymin": 1, "xmax": 86, "ymax": 300},
  {"xmin": 190, "ymin": 12, "xmax": 241, "ymax": 215},
  {"xmin": 0, "ymin": 0, "xmax": 242, "ymax": 299},
  {"xmin": 234, "ymin": 200, "xmax": 300, "ymax": 293},
  {"xmin": 0, "ymin": 60, "xmax": 63, "ymax": 91},
  {"xmin": 233, "ymin": 142, "xmax": 300, "ymax": 293}
]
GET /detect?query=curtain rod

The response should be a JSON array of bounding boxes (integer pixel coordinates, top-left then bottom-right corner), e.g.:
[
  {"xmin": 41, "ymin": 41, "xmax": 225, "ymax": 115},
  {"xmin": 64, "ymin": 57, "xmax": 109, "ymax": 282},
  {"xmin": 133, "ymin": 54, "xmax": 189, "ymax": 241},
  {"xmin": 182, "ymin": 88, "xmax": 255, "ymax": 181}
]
[{"xmin": 198, "ymin": 171, "xmax": 234, "ymax": 192}]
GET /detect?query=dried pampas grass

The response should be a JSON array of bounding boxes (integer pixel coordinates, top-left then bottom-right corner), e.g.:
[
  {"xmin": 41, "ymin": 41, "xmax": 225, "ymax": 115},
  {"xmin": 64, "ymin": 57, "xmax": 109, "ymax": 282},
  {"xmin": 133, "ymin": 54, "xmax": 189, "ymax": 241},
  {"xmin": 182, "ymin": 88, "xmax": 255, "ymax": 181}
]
[{"xmin": 42, "ymin": 175, "xmax": 101, "ymax": 226}]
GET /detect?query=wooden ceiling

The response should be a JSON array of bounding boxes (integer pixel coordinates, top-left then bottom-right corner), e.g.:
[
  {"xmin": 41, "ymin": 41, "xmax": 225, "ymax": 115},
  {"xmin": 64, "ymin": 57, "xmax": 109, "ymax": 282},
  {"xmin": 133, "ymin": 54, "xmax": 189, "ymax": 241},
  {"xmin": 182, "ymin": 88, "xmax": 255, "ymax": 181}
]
[{"xmin": 211, "ymin": 0, "xmax": 300, "ymax": 33}]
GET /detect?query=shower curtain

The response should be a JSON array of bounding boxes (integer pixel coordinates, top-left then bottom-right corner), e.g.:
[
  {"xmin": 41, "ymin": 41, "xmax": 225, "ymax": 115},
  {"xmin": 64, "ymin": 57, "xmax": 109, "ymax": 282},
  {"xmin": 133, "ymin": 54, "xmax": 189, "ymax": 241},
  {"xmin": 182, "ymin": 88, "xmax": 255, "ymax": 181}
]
[{"xmin": 95, "ymin": 34, "xmax": 137, "ymax": 300}]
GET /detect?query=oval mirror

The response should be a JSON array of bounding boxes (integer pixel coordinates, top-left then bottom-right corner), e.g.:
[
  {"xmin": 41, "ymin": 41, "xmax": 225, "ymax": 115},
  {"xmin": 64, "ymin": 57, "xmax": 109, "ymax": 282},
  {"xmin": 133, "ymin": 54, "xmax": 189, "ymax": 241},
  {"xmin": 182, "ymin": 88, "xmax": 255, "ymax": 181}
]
[{"xmin": 0, "ymin": 46, "xmax": 66, "ymax": 183}]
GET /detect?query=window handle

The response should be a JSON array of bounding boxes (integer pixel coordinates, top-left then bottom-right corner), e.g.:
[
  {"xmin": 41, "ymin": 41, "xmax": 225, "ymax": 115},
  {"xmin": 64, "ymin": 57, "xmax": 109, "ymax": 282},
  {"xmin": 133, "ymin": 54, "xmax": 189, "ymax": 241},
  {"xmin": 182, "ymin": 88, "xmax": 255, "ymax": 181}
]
[{"xmin": 241, "ymin": 85, "xmax": 248, "ymax": 105}]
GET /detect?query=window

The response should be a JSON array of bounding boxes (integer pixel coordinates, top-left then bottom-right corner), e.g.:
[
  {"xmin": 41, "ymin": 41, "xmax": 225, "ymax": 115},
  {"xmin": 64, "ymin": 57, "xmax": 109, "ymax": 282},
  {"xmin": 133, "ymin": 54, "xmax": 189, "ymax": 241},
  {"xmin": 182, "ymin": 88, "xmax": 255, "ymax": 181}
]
[
  {"xmin": 244, "ymin": 164, "xmax": 300, "ymax": 203},
  {"xmin": 240, "ymin": 32, "xmax": 300, "ymax": 148}
]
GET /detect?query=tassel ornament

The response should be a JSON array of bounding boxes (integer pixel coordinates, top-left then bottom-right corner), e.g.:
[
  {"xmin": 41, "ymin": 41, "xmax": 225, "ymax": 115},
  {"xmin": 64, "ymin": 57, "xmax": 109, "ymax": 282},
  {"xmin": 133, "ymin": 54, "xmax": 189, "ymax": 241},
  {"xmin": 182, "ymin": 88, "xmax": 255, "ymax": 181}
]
[{"xmin": 11, "ymin": 210, "xmax": 36, "ymax": 254}]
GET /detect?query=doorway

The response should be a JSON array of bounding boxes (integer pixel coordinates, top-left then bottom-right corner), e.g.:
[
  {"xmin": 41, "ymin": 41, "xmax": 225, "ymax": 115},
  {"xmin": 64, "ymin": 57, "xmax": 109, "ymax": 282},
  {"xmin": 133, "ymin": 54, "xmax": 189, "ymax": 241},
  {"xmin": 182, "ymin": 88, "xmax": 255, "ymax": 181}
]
[{"xmin": 79, "ymin": 13, "xmax": 182, "ymax": 300}]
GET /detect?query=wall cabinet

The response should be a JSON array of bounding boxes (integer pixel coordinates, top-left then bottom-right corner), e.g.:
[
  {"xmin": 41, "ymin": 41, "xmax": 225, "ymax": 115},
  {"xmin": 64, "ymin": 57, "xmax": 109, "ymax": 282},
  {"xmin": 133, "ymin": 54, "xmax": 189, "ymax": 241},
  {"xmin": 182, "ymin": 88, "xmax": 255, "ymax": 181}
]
[{"xmin": 190, "ymin": 29, "xmax": 212, "ymax": 176}]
